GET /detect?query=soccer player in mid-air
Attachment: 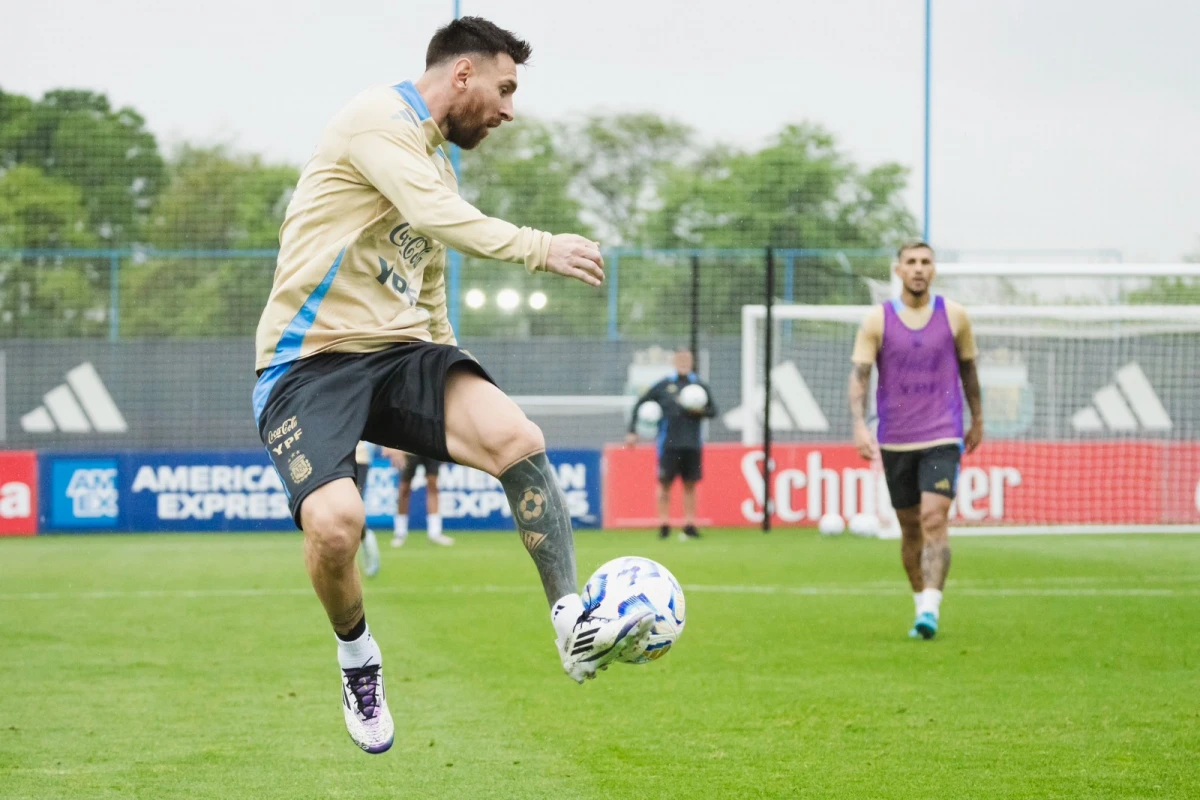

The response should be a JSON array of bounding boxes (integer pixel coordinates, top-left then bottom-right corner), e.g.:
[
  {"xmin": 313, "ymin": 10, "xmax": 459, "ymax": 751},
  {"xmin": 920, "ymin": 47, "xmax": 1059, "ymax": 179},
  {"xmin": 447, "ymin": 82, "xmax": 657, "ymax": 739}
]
[
  {"xmin": 626, "ymin": 347, "xmax": 718, "ymax": 540},
  {"xmin": 848, "ymin": 242, "xmax": 983, "ymax": 639},
  {"xmin": 252, "ymin": 17, "xmax": 654, "ymax": 754},
  {"xmin": 383, "ymin": 449, "xmax": 453, "ymax": 547}
]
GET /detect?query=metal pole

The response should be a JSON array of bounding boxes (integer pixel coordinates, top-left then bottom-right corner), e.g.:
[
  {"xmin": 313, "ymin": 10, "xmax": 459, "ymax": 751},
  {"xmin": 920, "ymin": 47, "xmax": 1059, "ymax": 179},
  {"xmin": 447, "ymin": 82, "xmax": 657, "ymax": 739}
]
[
  {"xmin": 690, "ymin": 254, "xmax": 700, "ymax": 357},
  {"xmin": 922, "ymin": 0, "xmax": 932, "ymax": 242},
  {"xmin": 447, "ymin": 0, "xmax": 464, "ymax": 332},
  {"xmin": 762, "ymin": 247, "xmax": 775, "ymax": 532},
  {"xmin": 109, "ymin": 252, "xmax": 120, "ymax": 342},
  {"xmin": 607, "ymin": 252, "xmax": 620, "ymax": 341}
]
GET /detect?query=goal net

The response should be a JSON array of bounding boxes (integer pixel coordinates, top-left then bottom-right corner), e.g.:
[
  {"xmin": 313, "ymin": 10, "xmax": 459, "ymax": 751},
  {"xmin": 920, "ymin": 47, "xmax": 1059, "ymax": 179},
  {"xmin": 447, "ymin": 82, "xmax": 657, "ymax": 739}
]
[{"xmin": 738, "ymin": 264, "xmax": 1200, "ymax": 533}]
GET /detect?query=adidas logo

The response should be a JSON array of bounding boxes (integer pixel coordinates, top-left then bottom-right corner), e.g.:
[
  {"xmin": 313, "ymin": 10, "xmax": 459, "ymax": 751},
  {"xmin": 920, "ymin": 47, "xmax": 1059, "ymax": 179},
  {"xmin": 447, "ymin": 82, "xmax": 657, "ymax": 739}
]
[
  {"xmin": 20, "ymin": 362, "xmax": 128, "ymax": 434},
  {"xmin": 934, "ymin": 478, "xmax": 951, "ymax": 491},
  {"xmin": 1071, "ymin": 362, "xmax": 1170, "ymax": 432},
  {"xmin": 724, "ymin": 361, "xmax": 830, "ymax": 432}
]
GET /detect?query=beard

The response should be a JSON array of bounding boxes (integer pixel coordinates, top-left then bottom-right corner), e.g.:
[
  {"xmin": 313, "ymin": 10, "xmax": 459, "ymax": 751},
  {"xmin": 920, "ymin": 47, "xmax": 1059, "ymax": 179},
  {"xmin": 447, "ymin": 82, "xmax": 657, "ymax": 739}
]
[
  {"xmin": 446, "ymin": 95, "xmax": 493, "ymax": 150},
  {"xmin": 905, "ymin": 280, "xmax": 929, "ymax": 297}
]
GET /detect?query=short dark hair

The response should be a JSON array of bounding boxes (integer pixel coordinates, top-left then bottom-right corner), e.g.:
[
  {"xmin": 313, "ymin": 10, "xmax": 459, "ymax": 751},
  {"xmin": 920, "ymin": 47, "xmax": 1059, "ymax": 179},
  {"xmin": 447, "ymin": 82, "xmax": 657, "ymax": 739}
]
[
  {"xmin": 426, "ymin": 17, "xmax": 532, "ymax": 69},
  {"xmin": 897, "ymin": 240, "xmax": 935, "ymax": 260}
]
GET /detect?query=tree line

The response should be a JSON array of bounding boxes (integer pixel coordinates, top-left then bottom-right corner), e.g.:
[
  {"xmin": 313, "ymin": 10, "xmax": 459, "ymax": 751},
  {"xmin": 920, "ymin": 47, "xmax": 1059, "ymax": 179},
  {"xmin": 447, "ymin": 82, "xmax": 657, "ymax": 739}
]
[{"xmin": 0, "ymin": 87, "xmax": 918, "ymax": 338}]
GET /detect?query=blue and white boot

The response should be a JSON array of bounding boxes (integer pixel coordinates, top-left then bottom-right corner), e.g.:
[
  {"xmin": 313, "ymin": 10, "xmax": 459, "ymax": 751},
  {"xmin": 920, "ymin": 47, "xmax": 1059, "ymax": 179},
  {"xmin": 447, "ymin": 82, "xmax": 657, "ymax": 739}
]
[{"xmin": 909, "ymin": 611, "xmax": 938, "ymax": 640}]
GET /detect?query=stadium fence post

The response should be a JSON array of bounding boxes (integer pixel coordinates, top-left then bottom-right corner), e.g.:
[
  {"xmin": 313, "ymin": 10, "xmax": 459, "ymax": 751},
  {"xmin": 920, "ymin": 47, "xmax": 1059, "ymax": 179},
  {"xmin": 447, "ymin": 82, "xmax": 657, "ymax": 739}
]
[
  {"xmin": 762, "ymin": 246, "xmax": 775, "ymax": 532},
  {"xmin": 607, "ymin": 250, "xmax": 620, "ymax": 340},
  {"xmin": 109, "ymin": 251, "xmax": 121, "ymax": 342},
  {"xmin": 690, "ymin": 253, "xmax": 700, "ymax": 357}
]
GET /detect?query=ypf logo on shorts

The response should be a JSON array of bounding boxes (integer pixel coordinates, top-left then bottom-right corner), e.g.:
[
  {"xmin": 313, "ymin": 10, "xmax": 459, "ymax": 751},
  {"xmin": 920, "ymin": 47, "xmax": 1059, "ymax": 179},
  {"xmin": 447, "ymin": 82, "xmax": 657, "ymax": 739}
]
[{"xmin": 268, "ymin": 416, "xmax": 304, "ymax": 455}]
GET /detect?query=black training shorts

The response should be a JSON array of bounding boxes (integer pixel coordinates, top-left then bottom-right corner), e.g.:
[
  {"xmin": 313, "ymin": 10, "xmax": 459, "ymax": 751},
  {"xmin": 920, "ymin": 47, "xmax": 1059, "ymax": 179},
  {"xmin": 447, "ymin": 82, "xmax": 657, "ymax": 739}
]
[
  {"xmin": 401, "ymin": 454, "xmax": 443, "ymax": 484},
  {"xmin": 880, "ymin": 443, "xmax": 962, "ymax": 510},
  {"xmin": 659, "ymin": 447, "xmax": 702, "ymax": 484},
  {"xmin": 255, "ymin": 342, "xmax": 492, "ymax": 528},
  {"xmin": 353, "ymin": 461, "xmax": 370, "ymax": 495}
]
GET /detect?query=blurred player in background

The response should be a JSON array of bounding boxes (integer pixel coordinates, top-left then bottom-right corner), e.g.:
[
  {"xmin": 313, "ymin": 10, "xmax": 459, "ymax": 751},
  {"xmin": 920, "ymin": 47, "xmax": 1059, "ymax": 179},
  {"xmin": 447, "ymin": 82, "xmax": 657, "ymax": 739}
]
[
  {"xmin": 354, "ymin": 442, "xmax": 382, "ymax": 577},
  {"xmin": 848, "ymin": 242, "xmax": 983, "ymax": 640},
  {"xmin": 384, "ymin": 449, "xmax": 453, "ymax": 547},
  {"xmin": 626, "ymin": 347, "xmax": 718, "ymax": 540},
  {"xmin": 252, "ymin": 17, "xmax": 653, "ymax": 755}
]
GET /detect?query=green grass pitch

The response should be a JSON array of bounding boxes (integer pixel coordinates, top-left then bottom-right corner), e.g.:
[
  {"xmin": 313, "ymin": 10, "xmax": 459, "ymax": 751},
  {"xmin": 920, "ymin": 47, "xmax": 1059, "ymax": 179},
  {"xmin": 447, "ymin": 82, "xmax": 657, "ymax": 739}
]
[{"xmin": 1, "ymin": 530, "xmax": 1197, "ymax": 799}]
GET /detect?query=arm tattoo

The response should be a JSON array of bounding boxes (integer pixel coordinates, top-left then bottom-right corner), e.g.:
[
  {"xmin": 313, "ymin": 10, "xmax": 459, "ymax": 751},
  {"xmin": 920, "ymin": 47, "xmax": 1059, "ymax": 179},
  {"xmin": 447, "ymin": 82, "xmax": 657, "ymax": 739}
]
[
  {"xmin": 500, "ymin": 452, "xmax": 578, "ymax": 606},
  {"xmin": 959, "ymin": 359, "xmax": 983, "ymax": 423},
  {"xmin": 848, "ymin": 363, "xmax": 873, "ymax": 425}
]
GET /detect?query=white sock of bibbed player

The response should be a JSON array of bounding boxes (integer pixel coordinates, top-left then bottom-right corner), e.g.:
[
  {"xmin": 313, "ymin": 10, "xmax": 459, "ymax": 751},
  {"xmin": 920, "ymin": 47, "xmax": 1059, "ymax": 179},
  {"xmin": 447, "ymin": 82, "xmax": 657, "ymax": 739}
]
[
  {"xmin": 337, "ymin": 623, "xmax": 382, "ymax": 670},
  {"xmin": 427, "ymin": 514, "xmax": 443, "ymax": 539},
  {"xmin": 916, "ymin": 589, "xmax": 943, "ymax": 619},
  {"xmin": 551, "ymin": 593, "xmax": 585, "ymax": 644},
  {"xmin": 393, "ymin": 514, "xmax": 408, "ymax": 537}
]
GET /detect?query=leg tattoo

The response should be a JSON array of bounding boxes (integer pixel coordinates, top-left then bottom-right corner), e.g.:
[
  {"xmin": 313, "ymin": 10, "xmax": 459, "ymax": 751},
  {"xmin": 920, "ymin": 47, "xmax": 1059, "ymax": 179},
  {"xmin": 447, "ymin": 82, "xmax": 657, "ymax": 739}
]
[
  {"xmin": 329, "ymin": 596, "xmax": 365, "ymax": 636},
  {"xmin": 901, "ymin": 533, "xmax": 925, "ymax": 592},
  {"xmin": 500, "ymin": 452, "xmax": 577, "ymax": 606},
  {"xmin": 920, "ymin": 541, "xmax": 952, "ymax": 591}
]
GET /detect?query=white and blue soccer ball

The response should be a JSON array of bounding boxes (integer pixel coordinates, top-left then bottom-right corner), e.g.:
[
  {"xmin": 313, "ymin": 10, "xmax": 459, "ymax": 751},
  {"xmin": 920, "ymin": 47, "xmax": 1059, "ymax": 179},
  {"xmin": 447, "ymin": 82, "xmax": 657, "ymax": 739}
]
[
  {"xmin": 582, "ymin": 556, "xmax": 686, "ymax": 664},
  {"xmin": 678, "ymin": 383, "xmax": 708, "ymax": 412},
  {"xmin": 634, "ymin": 400, "xmax": 663, "ymax": 438}
]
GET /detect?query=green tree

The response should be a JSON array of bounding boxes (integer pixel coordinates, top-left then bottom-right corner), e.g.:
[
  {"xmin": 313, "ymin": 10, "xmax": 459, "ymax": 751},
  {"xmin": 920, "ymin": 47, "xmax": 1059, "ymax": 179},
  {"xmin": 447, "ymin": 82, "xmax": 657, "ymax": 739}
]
[
  {"xmin": 649, "ymin": 123, "xmax": 914, "ymax": 250},
  {"xmin": 458, "ymin": 119, "xmax": 604, "ymax": 337},
  {"xmin": 0, "ymin": 165, "xmax": 108, "ymax": 337},
  {"xmin": 0, "ymin": 88, "xmax": 164, "ymax": 244},
  {"xmin": 121, "ymin": 145, "xmax": 298, "ymax": 337},
  {"xmin": 460, "ymin": 118, "xmax": 587, "ymax": 236},
  {"xmin": 569, "ymin": 113, "xmax": 694, "ymax": 245}
]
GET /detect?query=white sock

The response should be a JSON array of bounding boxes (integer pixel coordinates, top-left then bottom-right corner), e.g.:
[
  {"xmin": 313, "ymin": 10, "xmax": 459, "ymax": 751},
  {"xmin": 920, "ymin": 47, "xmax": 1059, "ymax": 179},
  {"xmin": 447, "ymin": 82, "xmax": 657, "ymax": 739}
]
[
  {"xmin": 913, "ymin": 592, "xmax": 922, "ymax": 615},
  {"xmin": 427, "ymin": 514, "xmax": 443, "ymax": 538},
  {"xmin": 551, "ymin": 593, "xmax": 585, "ymax": 643},
  {"xmin": 917, "ymin": 589, "xmax": 943, "ymax": 618},
  {"xmin": 336, "ymin": 623, "xmax": 381, "ymax": 670},
  {"xmin": 393, "ymin": 514, "xmax": 408, "ymax": 537}
]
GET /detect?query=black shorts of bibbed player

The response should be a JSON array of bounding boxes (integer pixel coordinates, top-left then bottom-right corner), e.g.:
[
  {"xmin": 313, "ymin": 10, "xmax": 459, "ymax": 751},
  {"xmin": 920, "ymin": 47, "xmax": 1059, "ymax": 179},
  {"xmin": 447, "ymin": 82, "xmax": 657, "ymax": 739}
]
[
  {"xmin": 880, "ymin": 443, "xmax": 962, "ymax": 510},
  {"xmin": 253, "ymin": 342, "xmax": 492, "ymax": 529}
]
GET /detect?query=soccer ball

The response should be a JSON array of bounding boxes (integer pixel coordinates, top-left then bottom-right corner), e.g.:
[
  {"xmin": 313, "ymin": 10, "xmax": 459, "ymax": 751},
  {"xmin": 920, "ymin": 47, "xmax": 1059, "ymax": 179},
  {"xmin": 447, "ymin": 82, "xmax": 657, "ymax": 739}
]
[
  {"xmin": 636, "ymin": 400, "xmax": 663, "ymax": 424},
  {"xmin": 635, "ymin": 400, "xmax": 663, "ymax": 438},
  {"xmin": 582, "ymin": 556, "xmax": 686, "ymax": 664},
  {"xmin": 848, "ymin": 513, "xmax": 880, "ymax": 537},
  {"xmin": 817, "ymin": 513, "xmax": 845, "ymax": 536},
  {"xmin": 678, "ymin": 383, "xmax": 708, "ymax": 412}
]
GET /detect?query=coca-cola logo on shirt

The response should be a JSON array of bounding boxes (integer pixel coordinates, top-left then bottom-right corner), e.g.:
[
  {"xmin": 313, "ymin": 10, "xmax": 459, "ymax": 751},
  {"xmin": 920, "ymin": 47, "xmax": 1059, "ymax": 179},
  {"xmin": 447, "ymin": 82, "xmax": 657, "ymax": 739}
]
[{"xmin": 389, "ymin": 223, "xmax": 434, "ymax": 269}]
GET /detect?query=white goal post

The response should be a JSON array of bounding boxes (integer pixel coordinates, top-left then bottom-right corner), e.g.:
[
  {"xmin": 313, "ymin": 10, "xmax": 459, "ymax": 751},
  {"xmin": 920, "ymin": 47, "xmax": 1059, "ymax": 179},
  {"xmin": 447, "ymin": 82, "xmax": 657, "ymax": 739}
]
[{"xmin": 739, "ymin": 263, "xmax": 1200, "ymax": 534}]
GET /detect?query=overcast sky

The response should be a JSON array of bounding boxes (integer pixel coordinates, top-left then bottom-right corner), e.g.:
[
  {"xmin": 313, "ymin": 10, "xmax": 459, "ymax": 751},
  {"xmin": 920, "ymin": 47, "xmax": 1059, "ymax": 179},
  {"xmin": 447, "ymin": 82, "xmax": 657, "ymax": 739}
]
[{"xmin": 5, "ymin": 0, "xmax": 1198, "ymax": 260}]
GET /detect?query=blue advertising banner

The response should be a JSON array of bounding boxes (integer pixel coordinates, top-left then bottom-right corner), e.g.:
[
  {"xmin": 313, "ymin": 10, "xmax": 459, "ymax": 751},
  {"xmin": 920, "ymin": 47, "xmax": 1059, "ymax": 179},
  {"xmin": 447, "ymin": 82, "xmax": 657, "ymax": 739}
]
[
  {"xmin": 39, "ymin": 455, "xmax": 123, "ymax": 532},
  {"xmin": 364, "ymin": 449, "xmax": 602, "ymax": 532},
  {"xmin": 124, "ymin": 451, "xmax": 293, "ymax": 532},
  {"xmin": 38, "ymin": 449, "xmax": 602, "ymax": 533}
]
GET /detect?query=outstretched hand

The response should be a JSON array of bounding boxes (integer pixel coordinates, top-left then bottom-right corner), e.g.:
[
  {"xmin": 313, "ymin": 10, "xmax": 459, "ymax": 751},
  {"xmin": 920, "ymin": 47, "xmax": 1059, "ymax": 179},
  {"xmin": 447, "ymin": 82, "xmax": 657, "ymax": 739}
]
[{"xmin": 545, "ymin": 234, "xmax": 604, "ymax": 287}]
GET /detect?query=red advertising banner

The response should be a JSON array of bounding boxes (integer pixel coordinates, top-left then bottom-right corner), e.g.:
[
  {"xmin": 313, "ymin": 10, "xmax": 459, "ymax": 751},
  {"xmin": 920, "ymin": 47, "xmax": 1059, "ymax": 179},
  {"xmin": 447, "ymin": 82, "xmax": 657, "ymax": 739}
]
[
  {"xmin": 0, "ymin": 451, "xmax": 38, "ymax": 536},
  {"xmin": 603, "ymin": 442, "xmax": 1200, "ymax": 528}
]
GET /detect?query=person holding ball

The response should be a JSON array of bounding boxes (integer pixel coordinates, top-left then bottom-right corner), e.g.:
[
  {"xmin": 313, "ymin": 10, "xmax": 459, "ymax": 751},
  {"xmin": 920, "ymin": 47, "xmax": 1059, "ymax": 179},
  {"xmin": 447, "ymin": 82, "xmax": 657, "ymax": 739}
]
[{"xmin": 626, "ymin": 347, "xmax": 717, "ymax": 540}]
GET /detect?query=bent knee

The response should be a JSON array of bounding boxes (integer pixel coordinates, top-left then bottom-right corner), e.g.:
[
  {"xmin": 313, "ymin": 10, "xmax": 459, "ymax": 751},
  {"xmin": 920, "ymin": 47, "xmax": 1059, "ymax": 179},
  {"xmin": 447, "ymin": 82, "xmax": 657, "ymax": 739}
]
[
  {"xmin": 490, "ymin": 419, "xmax": 545, "ymax": 474},
  {"xmin": 302, "ymin": 498, "xmax": 364, "ymax": 560}
]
